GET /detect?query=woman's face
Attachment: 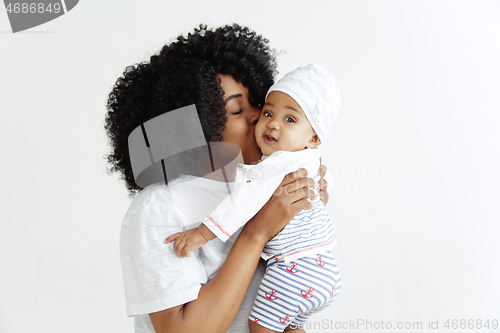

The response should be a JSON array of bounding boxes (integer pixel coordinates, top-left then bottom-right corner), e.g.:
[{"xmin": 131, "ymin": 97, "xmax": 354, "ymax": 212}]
[{"xmin": 218, "ymin": 74, "xmax": 263, "ymax": 164}]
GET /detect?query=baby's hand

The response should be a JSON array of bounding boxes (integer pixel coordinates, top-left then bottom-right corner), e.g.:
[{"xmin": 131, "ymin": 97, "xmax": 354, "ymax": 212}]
[{"xmin": 164, "ymin": 228, "xmax": 208, "ymax": 258}]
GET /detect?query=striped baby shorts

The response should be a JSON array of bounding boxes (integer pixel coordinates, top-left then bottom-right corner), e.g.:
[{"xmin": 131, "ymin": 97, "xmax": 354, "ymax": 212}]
[{"xmin": 249, "ymin": 252, "xmax": 341, "ymax": 331}]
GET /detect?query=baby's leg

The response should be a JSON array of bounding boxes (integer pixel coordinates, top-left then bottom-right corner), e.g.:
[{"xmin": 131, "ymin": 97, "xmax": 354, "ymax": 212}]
[
  {"xmin": 248, "ymin": 259, "xmax": 304, "ymax": 332},
  {"xmin": 249, "ymin": 253, "xmax": 341, "ymax": 332}
]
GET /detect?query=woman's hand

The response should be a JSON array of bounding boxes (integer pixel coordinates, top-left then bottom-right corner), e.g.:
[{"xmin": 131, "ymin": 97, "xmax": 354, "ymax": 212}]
[
  {"xmin": 245, "ymin": 168, "xmax": 316, "ymax": 246},
  {"xmin": 317, "ymin": 159, "xmax": 329, "ymax": 206}
]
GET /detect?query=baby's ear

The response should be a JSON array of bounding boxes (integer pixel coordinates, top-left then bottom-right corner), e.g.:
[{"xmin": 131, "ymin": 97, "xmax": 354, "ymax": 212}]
[{"xmin": 307, "ymin": 135, "xmax": 321, "ymax": 148}]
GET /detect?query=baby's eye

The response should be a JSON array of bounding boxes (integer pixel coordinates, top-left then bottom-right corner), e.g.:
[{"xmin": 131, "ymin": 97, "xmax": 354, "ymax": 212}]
[
  {"xmin": 263, "ymin": 111, "xmax": 272, "ymax": 117},
  {"xmin": 285, "ymin": 117, "xmax": 295, "ymax": 123}
]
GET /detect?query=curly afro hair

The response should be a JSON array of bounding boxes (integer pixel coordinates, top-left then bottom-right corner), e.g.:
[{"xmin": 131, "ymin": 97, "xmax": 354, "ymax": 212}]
[{"xmin": 104, "ymin": 23, "xmax": 277, "ymax": 197}]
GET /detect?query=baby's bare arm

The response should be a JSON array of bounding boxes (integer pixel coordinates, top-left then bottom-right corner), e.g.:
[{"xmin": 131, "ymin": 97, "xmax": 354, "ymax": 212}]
[
  {"xmin": 197, "ymin": 223, "xmax": 216, "ymax": 242},
  {"xmin": 165, "ymin": 224, "xmax": 216, "ymax": 258}
]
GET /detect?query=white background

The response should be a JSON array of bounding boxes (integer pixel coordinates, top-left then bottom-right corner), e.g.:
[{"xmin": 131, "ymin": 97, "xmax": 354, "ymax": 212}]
[{"xmin": 1, "ymin": 0, "xmax": 499, "ymax": 332}]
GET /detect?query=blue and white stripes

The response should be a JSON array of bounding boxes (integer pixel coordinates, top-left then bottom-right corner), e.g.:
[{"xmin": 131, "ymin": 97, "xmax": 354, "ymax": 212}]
[
  {"xmin": 250, "ymin": 252, "xmax": 341, "ymax": 331},
  {"xmin": 262, "ymin": 174, "xmax": 337, "ymax": 262}
]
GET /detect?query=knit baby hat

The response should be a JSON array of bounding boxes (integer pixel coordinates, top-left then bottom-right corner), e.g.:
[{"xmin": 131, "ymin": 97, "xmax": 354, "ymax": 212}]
[{"xmin": 265, "ymin": 63, "xmax": 341, "ymax": 143}]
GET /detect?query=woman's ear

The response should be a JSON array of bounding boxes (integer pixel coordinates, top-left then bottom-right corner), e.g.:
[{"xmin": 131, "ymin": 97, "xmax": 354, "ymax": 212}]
[{"xmin": 306, "ymin": 134, "xmax": 321, "ymax": 148}]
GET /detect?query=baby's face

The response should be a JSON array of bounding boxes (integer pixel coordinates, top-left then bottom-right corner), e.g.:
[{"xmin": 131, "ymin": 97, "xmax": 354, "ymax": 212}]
[{"xmin": 255, "ymin": 91, "xmax": 319, "ymax": 156}]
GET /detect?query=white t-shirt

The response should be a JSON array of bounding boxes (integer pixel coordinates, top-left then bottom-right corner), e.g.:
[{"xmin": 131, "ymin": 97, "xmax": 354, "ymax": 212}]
[{"xmin": 120, "ymin": 174, "xmax": 265, "ymax": 333}]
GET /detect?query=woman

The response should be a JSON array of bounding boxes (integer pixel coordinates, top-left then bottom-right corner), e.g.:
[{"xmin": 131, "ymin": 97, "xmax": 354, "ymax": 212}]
[{"xmin": 105, "ymin": 24, "xmax": 329, "ymax": 333}]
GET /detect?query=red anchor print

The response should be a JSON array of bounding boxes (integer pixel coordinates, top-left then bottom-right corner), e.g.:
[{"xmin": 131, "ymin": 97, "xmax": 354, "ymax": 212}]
[
  {"xmin": 279, "ymin": 314, "xmax": 290, "ymax": 324},
  {"xmin": 315, "ymin": 254, "xmax": 326, "ymax": 267},
  {"xmin": 254, "ymin": 318, "xmax": 259, "ymax": 323},
  {"xmin": 265, "ymin": 289, "xmax": 278, "ymax": 300},
  {"xmin": 300, "ymin": 287, "xmax": 314, "ymax": 298},
  {"xmin": 274, "ymin": 255, "xmax": 279, "ymax": 262},
  {"xmin": 331, "ymin": 281, "xmax": 337, "ymax": 296},
  {"xmin": 263, "ymin": 268, "xmax": 269, "ymax": 277},
  {"xmin": 286, "ymin": 262, "xmax": 298, "ymax": 273}
]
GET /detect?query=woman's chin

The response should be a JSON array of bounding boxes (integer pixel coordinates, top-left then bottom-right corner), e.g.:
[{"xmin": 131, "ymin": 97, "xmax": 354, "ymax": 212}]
[{"xmin": 243, "ymin": 146, "xmax": 263, "ymax": 165}]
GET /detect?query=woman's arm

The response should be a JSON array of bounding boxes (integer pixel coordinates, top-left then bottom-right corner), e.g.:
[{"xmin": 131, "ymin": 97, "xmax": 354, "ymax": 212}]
[
  {"xmin": 167, "ymin": 163, "xmax": 330, "ymax": 259},
  {"xmin": 149, "ymin": 169, "xmax": 316, "ymax": 333}
]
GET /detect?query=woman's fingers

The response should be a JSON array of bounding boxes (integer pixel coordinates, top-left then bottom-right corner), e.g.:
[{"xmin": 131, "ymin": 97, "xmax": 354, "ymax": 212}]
[
  {"xmin": 289, "ymin": 187, "xmax": 316, "ymax": 205},
  {"xmin": 317, "ymin": 160, "xmax": 329, "ymax": 206},
  {"xmin": 275, "ymin": 168, "xmax": 317, "ymax": 208},
  {"xmin": 249, "ymin": 168, "xmax": 318, "ymax": 243},
  {"xmin": 292, "ymin": 197, "xmax": 314, "ymax": 211},
  {"xmin": 281, "ymin": 177, "xmax": 315, "ymax": 195},
  {"xmin": 318, "ymin": 178, "xmax": 327, "ymax": 190},
  {"xmin": 317, "ymin": 178, "xmax": 328, "ymax": 200},
  {"xmin": 280, "ymin": 168, "xmax": 309, "ymax": 187},
  {"xmin": 317, "ymin": 164, "xmax": 327, "ymax": 178}
]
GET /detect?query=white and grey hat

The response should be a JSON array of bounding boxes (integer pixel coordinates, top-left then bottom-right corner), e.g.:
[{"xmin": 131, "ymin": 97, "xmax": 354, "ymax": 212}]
[{"xmin": 266, "ymin": 63, "xmax": 341, "ymax": 143}]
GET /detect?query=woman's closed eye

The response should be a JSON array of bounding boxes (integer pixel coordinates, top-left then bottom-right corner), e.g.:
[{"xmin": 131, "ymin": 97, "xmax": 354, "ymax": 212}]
[{"xmin": 232, "ymin": 108, "xmax": 243, "ymax": 115}]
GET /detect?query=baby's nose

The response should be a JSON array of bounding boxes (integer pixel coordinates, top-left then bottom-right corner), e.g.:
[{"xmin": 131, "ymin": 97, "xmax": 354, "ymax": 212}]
[{"xmin": 267, "ymin": 120, "xmax": 280, "ymax": 130}]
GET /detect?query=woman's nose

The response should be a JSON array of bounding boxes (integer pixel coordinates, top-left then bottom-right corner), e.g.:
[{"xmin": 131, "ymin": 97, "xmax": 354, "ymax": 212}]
[{"xmin": 248, "ymin": 106, "xmax": 261, "ymax": 126}]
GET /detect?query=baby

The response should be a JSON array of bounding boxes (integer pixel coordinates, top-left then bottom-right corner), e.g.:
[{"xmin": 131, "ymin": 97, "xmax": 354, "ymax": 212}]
[{"xmin": 166, "ymin": 64, "xmax": 342, "ymax": 332}]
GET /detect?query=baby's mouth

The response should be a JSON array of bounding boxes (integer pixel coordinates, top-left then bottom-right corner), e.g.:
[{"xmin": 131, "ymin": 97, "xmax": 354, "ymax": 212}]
[{"xmin": 263, "ymin": 134, "xmax": 277, "ymax": 143}]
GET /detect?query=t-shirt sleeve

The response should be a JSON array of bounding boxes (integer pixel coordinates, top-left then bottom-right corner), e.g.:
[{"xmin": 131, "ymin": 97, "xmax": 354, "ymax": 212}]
[{"xmin": 120, "ymin": 184, "xmax": 208, "ymax": 317}]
